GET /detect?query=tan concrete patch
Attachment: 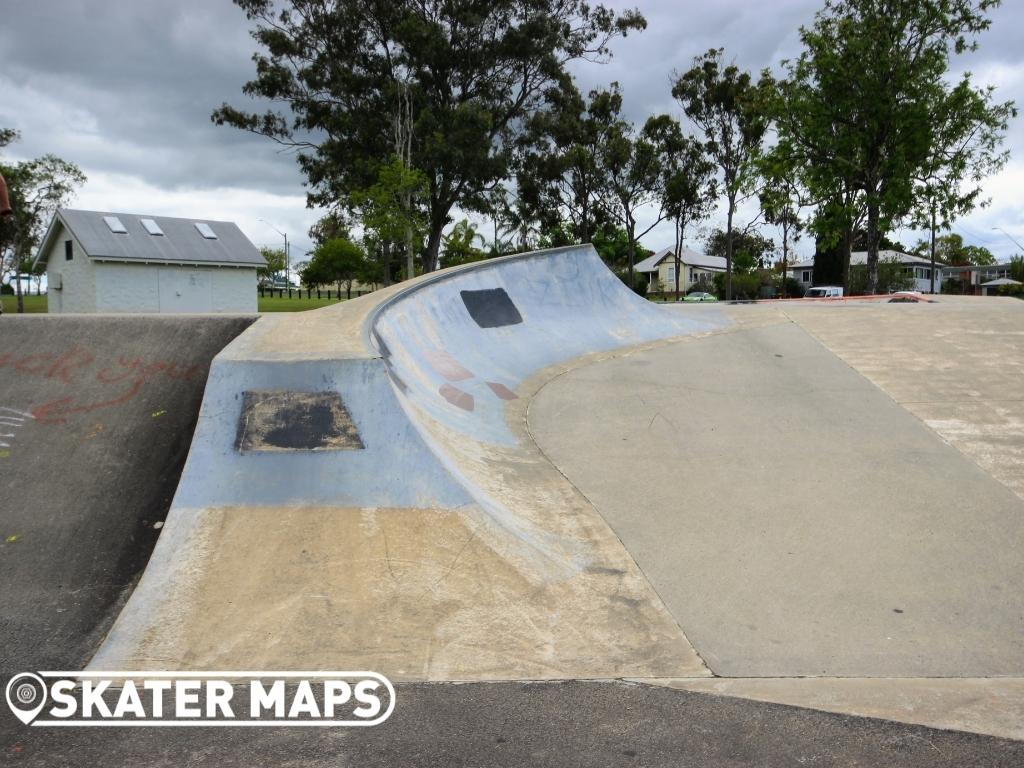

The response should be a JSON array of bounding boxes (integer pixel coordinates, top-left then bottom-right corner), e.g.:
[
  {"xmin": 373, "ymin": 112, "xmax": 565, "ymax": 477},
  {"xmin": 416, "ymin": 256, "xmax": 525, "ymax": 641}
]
[
  {"xmin": 91, "ymin": 505, "xmax": 707, "ymax": 681},
  {"xmin": 639, "ymin": 677, "xmax": 1024, "ymax": 741},
  {"xmin": 780, "ymin": 298, "xmax": 1024, "ymax": 500}
]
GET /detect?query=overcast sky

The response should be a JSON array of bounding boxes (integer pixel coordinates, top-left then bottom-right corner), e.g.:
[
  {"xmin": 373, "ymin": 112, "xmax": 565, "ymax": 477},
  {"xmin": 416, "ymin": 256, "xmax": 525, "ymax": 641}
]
[{"xmin": 2, "ymin": 0, "xmax": 1023, "ymax": 263}]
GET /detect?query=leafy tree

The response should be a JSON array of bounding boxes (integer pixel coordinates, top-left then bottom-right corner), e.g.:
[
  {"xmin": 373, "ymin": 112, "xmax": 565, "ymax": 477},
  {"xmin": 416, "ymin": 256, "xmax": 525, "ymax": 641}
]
[
  {"xmin": 911, "ymin": 73, "xmax": 1014, "ymax": 291},
  {"xmin": 601, "ymin": 106, "xmax": 675, "ymax": 288},
  {"xmin": 847, "ymin": 256, "xmax": 915, "ymax": 294},
  {"xmin": 591, "ymin": 222, "xmax": 651, "ymax": 274},
  {"xmin": 775, "ymin": 0, "xmax": 1011, "ymax": 295},
  {"xmin": 759, "ymin": 142, "xmax": 806, "ymax": 297},
  {"xmin": 0, "ymin": 151, "xmax": 86, "ymax": 313},
  {"xmin": 301, "ymin": 237, "xmax": 370, "ymax": 298},
  {"xmin": 538, "ymin": 220, "xmax": 651, "ymax": 284},
  {"xmin": 1009, "ymin": 256, "xmax": 1024, "ymax": 283},
  {"xmin": 308, "ymin": 210, "xmax": 350, "ymax": 247},
  {"xmin": 913, "ymin": 232, "xmax": 995, "ymax": 266},
  {"xmin": 351, "ymin": 155, "xmax": 429, "ymax": 282},
  {"xmin": 441, "ymin": 219, "xmax": 487, "ymax": 267},
  {"xmin": 258, "ymin": 247, "xmax": 287, "ymax": 280},
  {"xmin": 517, "ymin": 83, "xmax": 619, "ymax": 244},
  {"xmin": 705, "ymin": 228, "xmax": 774, "ymax": 274},
  {"xmin": 536, "ymin": 221, "xmax": 575, "ymax": 249},
  {"xmin": 213, "ymin": 0, "xmax": 645, "ymax": 274},
  {"xmin": 673, "ymin": 49, "xmax": 769, "ymax": 300},
  {"xmin": 478, "ymin": 184, "xmax": 519, "ymax": 257},
  {"xmin": 647, "ymin": 118, "xmax": 716, "ymax": 299},
  {"xmin": 851, "ymin": 230, "xmax": 908, "ymax": 253}
]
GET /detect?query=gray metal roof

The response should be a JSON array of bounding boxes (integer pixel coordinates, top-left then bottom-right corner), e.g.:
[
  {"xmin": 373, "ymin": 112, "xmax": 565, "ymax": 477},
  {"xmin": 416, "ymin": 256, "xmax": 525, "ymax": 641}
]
[
  {"xmin": 636, "ymin": 247, "xmax": 726, "ymax": 273},
  {"xmin": 789, "ymin": 251, "xmax": 944, "ymax": 272},
  {"xmin": 35, "ymin": 209, "xmax": 266, "ymax": 268}
]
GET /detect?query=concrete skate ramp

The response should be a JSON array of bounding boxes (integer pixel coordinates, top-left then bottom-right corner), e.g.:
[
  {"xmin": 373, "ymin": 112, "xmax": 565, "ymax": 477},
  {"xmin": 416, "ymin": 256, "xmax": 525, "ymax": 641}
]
[
  {"xmin": 0, "ymin": 315, "xmax": 254, "ymax": 677},
  {"xmin": 89, "ymin": 245, "xmax": 723, "ymax": 679}
]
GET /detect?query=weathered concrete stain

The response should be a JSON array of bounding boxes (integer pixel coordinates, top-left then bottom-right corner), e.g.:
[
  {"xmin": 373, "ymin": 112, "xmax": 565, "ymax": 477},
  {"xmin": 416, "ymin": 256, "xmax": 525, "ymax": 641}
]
[{"xmin": 235, "ymin": 390, "xmax": 364, "ymax": 452}]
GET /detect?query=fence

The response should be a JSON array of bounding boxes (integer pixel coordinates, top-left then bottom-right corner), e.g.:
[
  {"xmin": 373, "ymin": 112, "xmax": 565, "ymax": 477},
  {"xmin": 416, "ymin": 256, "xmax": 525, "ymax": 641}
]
[{"xmin": 257, "ymin": 287, "xmax": 372, "ymax": 300}]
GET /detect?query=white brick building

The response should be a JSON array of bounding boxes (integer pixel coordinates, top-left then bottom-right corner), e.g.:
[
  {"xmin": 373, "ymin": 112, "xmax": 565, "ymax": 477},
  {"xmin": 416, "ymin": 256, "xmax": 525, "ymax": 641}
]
[{"xmin": 34, "ymin": 209, "xmax": 265, "ymax": 313}]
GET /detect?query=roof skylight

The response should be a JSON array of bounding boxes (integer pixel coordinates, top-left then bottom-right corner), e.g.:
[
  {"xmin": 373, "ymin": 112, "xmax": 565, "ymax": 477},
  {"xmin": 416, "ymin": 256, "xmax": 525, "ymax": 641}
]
[
  {"xmin": 140, "ymin": 218, "xmax": 164, "ymax": 236},
  {"xmin": 103, "ymin": 216, "xmax": 128, "ymax": 234},
  {"xmin": 194, "ymin": 222, "xmax": 218, "ymax": 240}
]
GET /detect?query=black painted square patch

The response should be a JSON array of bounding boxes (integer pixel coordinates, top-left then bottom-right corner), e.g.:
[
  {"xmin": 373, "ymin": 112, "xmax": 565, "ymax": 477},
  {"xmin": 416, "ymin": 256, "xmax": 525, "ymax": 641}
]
[
  {"xmin": 460, "ymin": 288, "xmax": 523, "ymax": 328},
  {"xmin": 235, "ymin": 391, "xmax": 364, "ymax": 452}
]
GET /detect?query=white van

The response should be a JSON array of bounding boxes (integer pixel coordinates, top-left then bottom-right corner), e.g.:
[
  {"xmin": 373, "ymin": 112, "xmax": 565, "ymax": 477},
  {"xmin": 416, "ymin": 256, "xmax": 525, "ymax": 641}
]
[{"xmin": 805, "ymin": 286, "xmax": 844, "ymax": 298}]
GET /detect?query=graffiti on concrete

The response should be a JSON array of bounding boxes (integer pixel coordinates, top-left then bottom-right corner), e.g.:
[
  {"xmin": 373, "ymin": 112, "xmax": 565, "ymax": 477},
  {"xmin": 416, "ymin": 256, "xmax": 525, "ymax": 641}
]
[
  {"xmin": 0, "ymin": 347, "xmax": 203, "ymax": 424},
  {"xmin": 0, "ymin": 407, "xmax": 35, "ymax": 456}
]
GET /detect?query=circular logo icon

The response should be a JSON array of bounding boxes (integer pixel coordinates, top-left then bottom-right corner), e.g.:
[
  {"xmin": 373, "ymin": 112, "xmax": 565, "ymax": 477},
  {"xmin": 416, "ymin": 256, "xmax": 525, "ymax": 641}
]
[{"xmin": 5, "ymin": 673, "xmax": 47, "ymax": 725}]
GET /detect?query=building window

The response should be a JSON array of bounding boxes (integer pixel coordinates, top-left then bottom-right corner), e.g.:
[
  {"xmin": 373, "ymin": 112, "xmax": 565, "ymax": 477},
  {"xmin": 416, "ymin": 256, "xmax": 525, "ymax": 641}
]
[
  {"xmin": 65, "ymin": 240, "xmax": 73, "ymax": 261},
  {"xmin": 666, "ymin": 266, "xmax": 675, "ymax": 283},
  {"xmin": 802, "ymin": 270, "xmax": 810, "ymax": 282},
  {"xmin": 690, "ymin": 268, "xmax": 696, "ymax": 281}
]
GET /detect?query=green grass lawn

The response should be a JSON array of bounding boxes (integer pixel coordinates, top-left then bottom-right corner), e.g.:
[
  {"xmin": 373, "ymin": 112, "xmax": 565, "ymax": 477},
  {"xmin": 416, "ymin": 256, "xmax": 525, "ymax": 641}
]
[
  {"xmin": 0, "ymin": 294, "xmax": 48, "ymax": 313},
  {"xmin": 1, "ymin": 294, "xmax": 346, "ymax": 313},
  {"xmin": 257, "ymin": 295, "xmax": 347, "ymax": 312}
]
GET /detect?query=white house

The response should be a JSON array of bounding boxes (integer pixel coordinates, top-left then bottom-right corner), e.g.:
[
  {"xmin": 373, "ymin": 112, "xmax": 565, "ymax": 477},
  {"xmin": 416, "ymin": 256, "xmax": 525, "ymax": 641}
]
[
  {"xmin": 787, "ymin": 250, "xmax": 943, "ymax": 294},
  {"xmin": 635, "ymin": 247, "xmax": 726, "ymax": 294},
  {"xmin": 34, "ymin": 209, "xmax": 266, "ymax": 313}
]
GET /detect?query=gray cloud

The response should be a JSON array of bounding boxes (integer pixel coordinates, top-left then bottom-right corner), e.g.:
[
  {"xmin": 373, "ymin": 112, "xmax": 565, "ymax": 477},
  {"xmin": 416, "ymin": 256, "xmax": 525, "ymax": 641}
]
[{"xmin": 1, "ymin": 0, "xmax": 1022, "ymax": 260}]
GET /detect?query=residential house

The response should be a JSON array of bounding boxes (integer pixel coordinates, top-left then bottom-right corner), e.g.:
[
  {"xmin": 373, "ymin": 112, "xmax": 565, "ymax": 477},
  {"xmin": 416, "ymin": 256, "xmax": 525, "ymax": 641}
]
[
  {"xmin": 635, "ymin": 247, "xmax": 726, "ymax": 294},
  {"xmin": 788, "ymin": 250, "xmax": 944, "ymax": 294}
]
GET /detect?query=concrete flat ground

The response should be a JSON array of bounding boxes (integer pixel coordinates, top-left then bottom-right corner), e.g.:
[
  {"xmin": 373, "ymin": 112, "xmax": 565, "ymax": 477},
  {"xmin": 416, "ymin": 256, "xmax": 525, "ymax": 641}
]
[
  {"xmin": 5, "ymin": 681, "xmax": 1023, "ymax": 768},
  {"xmin": 530, "ymin": 313, "xmax": 1024, "ymax": 677}
]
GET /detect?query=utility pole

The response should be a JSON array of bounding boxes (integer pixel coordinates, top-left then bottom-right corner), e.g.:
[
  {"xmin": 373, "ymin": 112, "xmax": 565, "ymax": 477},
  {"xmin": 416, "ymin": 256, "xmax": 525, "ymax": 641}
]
[{"xmin": 259, "ymin": 219, "xmax": 290, "ymax": 283}]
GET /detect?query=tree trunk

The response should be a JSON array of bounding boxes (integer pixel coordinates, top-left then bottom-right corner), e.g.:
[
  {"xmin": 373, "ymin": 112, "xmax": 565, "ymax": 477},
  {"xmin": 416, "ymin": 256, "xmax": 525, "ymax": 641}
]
[
  {"xmin": 15, "ymin": 249, "xmax": 24, "ymax": 314},
  {"xmin": 381, "ymin": 241, "xmax": 392, "ymax": 287},
  {"xmin": 673, "ymin": 215, "xmax": 684, "ymax": 302},
  {"xmin": 929, "ymin": 204, "xmax": 937, "ymax": 294},
  {"xmin": 841, "ymin": 227, "xmax": 853, "ymax": 293},
  {"xmin": 781, "ymin": 220, "xmax": 789, "ymax": 298},
  {"xmin": 866, "ymin": 203, "xmax": 880, "ymax": 295},
  {"xmin": 626, "ymin": 217, "xmax": 636, "ymax": 293},
  {"xmin": 405, "ymin": 223, "xmax": 415, "ymax": 280},
  {"xmin": 424, "ymin": 222, "xmax": 443, "ymax": 274},
  {"xmin": 725, "ymin": 197, "xmax": 735, "ymax": 301}
]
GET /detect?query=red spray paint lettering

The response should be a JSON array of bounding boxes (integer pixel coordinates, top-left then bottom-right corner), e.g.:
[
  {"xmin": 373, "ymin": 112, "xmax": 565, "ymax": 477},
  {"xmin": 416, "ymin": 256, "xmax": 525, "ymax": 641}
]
[{"xmin": 0, "ymin": 347, "xmax": 203, "ymax": 424}]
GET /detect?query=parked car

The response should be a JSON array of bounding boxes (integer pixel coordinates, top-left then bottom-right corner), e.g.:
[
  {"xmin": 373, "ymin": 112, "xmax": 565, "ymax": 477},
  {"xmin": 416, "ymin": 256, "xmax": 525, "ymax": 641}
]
[
  {"xmin": 260, "ymin": 276, "xmax": 295, "ymax": 290},
  {"xmin": 805, "ymin": 286, "xmax": 844, "ymax": 298},
  {"xmin": 683, "ymin": 291, "xmax": 718, "ymax": 302}
]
